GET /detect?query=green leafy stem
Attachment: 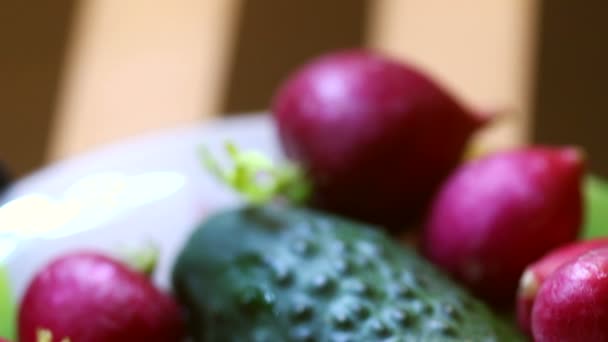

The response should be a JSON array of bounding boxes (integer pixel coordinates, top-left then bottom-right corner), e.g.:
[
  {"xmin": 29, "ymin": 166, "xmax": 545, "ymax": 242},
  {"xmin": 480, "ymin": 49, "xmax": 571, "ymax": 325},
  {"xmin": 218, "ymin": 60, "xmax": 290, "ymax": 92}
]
[{"xmin": 199, "ymin": 142, "xmax": 311, "ymax": 205}]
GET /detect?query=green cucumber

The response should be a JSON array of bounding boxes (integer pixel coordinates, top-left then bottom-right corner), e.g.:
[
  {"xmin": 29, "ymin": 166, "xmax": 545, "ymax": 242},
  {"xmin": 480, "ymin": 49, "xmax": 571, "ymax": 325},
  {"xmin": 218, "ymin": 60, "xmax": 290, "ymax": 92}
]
[{"xmin": 173, "ymin": 205, "xmax": 522, "ymax": 341}]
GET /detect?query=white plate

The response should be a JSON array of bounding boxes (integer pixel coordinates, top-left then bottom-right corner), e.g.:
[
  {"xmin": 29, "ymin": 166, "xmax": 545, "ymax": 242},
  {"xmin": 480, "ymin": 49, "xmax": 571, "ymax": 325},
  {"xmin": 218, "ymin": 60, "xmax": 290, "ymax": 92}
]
[{"xmin": 1, "ymin": 113, "xmax": 279, "ymax": 299}]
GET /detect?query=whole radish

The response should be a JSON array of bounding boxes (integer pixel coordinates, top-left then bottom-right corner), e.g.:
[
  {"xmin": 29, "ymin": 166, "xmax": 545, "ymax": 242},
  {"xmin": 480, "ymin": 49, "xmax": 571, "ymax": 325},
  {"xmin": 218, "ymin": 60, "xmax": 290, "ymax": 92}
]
[
  {"xmin": 517, "ymin": 238, "xmax": 608, "ymax": 335},
  {"xmin": 532, "ymin": 247, "xmax": 608, "ymax": 342},
  {"xmin": 19, "ymin": 252, "xmax": 184, "ymax": 342},
  {"xmin": 272, "ymin": 49, "xmax": 488, "ymax": 232},
  {"xmin": 422, "ymin": 147, "xmax": 584, "ymax": 306}
]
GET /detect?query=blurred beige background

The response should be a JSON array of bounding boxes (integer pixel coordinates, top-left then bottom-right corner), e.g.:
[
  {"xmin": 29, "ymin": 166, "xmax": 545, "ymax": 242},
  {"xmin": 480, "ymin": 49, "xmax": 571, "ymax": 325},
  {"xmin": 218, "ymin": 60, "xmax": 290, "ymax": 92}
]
[{"xmin": 1, "ymin": 1, "xmax": 607, "ymax": 177}]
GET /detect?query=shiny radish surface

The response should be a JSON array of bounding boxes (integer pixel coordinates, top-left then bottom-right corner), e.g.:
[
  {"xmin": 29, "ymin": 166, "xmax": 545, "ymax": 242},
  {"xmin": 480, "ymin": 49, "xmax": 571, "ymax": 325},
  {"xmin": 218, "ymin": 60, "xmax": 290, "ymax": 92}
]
[
  {"xmin": 272, "ymin": 49, "xmax": 486, "ymax": 232},
  {"xmin": 517, "ymin": 238, "xmax": 608, "ymax": 335},
  {"xmin": 532, "ymin": 248, "xmax": 608, "ymax": 342},
  {"xmin": 19, "ymin": 252, "xmax": 184, "ymax": 342},
  {"xmin": 423, "ymin": 147, "xmax": 584, "ymax": 306}
]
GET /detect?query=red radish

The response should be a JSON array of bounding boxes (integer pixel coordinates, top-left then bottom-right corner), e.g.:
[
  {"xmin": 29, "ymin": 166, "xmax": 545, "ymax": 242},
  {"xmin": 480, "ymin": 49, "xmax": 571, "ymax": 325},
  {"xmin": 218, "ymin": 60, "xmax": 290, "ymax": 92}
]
[
  {"xmin": 422, "ymin": 147, "xmax": 585, "ymax": 306},
  {"xmin": 532, "ymin": 247, "xmax": 608, "ymax": 342},
  {"xmin": 517, "ymin": 238, "xmax": 608, "ymax": 335},
  {"xmin": 272, "ymin": 49, "xmax": 487, "ymax": 231},
  {"xmin": 0, "ymin": 338, "xmax": 10, "ymax": 342},
  {"xmin": 19, "ymin": 252, "xmax": 184, "ymax": 342}
]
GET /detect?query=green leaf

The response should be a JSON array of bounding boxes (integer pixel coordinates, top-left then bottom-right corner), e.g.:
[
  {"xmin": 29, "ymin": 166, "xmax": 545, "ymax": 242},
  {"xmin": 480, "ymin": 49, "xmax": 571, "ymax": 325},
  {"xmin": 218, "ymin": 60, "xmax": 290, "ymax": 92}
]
[
  {"xmin": 199, "ymin": 142, "xmax": 311, "ymax": 205},
  {"xmin": 0, "ymin": 265, "xmax": 14, "ymax": 340},
  {"xmin": 114, "ymin": 241, "xmax": 160, "ymax": 277},
  {"xmin": 582, "ymin": 174, "xmax": 608, "ymax": 239}
]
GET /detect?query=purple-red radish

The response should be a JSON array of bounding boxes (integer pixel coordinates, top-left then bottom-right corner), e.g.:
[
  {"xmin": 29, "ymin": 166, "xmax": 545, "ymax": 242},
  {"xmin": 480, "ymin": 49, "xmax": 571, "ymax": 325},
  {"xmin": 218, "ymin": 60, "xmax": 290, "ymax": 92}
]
[
  {"xmin": 532, "ymin": 247, "xmax": 608, "ymax": 342},
  {"xmin": 272, "ymin": 49, "xmax": 488, "ymax": 231},
  {"xmin": 422, "ymin": 147, "xmax": 585, "ymax": 306},
  {"xmin": 19, "ymin": 252, "xmax": 184, "ymax": 342},
  {"xmin": 517, "ymin": 238, "xmax": 608, "ymax": 335}
]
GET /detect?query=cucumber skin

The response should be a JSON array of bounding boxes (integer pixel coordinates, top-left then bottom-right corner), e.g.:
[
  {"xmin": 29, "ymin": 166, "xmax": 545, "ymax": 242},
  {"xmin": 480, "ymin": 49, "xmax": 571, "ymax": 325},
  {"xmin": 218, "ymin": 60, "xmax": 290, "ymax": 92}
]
[{"xmin": 173, "ymin": 205, "xmax": 521, "ymax": 341}]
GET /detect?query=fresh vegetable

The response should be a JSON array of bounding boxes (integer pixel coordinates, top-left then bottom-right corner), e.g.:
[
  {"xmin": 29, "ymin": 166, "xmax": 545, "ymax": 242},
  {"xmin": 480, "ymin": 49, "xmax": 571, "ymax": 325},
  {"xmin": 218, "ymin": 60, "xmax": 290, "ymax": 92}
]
[
  {"xmin": 113, "ymin": 240, "xmax": 161, "ymax": 277},
  {"xmin": 19, "ymin": 252, "xmax": 184, "ymax": 342},
  {"xmin": 0, "ymin": 266, "xmax": 14, "ymax": 340},
  {"xmin": 200, "ymin": 142, "xmax": 310, "ymax": 205},
  {"xmin": 583, "ymin": 175, "xmax": 608, "ymax": 238},
  {"xmin": 517, "ymin": 238, "xmax": 608, "ymax": 335},
  {"xmin": 532, "ymin": 247, "xmax": 608, "ymax": 342},
  {"xmin": 422, "ymin": 147, "xmax": 585, "ymax": 305},
  {"xmin": 272, "ymin": 49, "xmax": 487, "ymax": 231},
  {"xmin": 173, "ymin": 205, "xmax": 522, "ymax": 341},
  {"xmin": 0, "ymin": 338, "xmax": 10, "ymax": 342}
]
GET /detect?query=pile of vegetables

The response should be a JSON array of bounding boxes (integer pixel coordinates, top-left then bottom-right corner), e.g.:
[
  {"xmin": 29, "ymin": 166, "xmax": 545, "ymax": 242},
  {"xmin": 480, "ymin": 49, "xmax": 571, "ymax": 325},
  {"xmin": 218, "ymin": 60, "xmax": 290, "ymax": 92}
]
[{"xmin": 5, "ymin": 49, "xmax": 608, "ymax": 341}]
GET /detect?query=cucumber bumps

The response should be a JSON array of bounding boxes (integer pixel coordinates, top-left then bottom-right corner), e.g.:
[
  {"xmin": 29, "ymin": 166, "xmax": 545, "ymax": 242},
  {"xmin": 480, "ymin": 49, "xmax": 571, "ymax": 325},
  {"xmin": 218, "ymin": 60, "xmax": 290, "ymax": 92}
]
[{"xmin": 173, "ymin": 205, "xmax": 520, "ymax": 341}]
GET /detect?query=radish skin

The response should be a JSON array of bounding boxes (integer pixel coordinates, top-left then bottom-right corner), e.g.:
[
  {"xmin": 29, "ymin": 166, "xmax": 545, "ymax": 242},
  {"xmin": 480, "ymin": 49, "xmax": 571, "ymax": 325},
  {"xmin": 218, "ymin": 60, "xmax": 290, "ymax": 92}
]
[
  {"xmin": 272, "ymin": 49, "xmax": 486, "ymax": 231},
  {"xmin": 18, "ymin": 252, "xmax": 184, "ymax": 342},
  {"xmin": 423, "ymin": 147, "xmax": 585, "ymax": 306},
  {"xmin": 532, "ymin": 247, "xmax": 608, "ymax": 342},
  {"xmin": 517, "ymin": 238, "xmax": 608, "ymax": 335}
]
